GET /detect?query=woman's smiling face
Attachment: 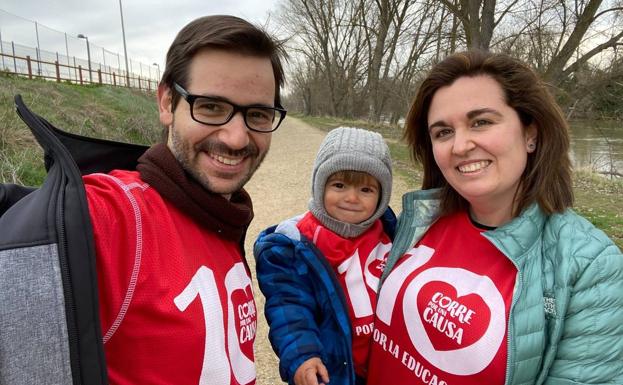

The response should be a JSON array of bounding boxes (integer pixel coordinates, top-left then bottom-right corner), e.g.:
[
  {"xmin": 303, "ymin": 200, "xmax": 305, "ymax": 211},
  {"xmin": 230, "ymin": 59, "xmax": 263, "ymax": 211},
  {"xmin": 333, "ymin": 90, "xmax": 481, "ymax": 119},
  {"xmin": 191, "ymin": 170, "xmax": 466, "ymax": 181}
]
[{"xmin": 427, "ymin": 75, "xmax": 536, "ymax": 225}]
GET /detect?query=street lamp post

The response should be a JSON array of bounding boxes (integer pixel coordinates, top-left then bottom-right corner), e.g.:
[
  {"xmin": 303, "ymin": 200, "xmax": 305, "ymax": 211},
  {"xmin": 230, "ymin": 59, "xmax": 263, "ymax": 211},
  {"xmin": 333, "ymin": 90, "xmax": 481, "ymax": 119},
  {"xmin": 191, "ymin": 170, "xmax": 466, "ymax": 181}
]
[
  {"xmin": 152, "ymin": 63, "xmax": 160, "ymax": 81},
  {"xmin": 119, "ymin": 0, "xmax": 130, "ymax": 87},
  {"xmin": 77, "ymin": 34, "xmax": 92, "ymax": 83},
  {"xmin": 152, "ymin": 63, "xmax": 161, "ymax": 90}
]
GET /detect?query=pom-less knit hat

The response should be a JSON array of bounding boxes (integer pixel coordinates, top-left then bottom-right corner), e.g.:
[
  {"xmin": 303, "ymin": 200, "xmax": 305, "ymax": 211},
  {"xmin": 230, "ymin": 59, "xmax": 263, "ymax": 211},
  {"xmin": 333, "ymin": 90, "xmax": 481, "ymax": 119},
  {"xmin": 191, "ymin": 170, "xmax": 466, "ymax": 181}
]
[{"xmin": 309, "ymin": 127, "xmax": 392, "ymax": 238}]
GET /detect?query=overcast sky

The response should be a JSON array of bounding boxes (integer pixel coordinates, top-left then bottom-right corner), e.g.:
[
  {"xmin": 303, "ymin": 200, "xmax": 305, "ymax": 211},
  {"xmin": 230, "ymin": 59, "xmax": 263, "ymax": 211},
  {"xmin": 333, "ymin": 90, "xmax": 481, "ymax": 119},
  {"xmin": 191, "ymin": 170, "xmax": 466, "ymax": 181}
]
[{"xmin": 0, "ymin": 0, "xmax": 283, "ymax": 75}]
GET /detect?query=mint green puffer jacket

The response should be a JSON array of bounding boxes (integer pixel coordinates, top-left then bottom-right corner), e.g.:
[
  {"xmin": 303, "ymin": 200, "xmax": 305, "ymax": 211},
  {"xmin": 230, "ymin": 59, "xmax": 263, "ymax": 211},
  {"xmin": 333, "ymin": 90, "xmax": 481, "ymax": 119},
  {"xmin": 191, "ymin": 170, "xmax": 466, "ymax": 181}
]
[{"xmin": 380, "ymin": 189, "xmax": 623, "ymax": 385}]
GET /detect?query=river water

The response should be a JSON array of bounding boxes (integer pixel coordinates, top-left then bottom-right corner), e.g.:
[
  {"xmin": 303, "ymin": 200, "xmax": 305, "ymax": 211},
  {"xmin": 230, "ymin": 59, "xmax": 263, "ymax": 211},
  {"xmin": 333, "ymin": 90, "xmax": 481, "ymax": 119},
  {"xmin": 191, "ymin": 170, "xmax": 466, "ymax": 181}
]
[{"xmin": 570, "ymin": 121, "xmax": 623, "ymax": 176}]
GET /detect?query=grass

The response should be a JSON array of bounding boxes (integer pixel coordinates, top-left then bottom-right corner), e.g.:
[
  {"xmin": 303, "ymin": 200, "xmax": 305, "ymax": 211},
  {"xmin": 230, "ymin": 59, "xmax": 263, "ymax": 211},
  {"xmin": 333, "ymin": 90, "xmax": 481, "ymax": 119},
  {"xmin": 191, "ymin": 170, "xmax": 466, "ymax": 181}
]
[
  {"xmin": 573, "ymin": 170, "xmax": 623, "ymax": 247},
  {"xmin": 293, "ymin": 113, "xmax": 623, "ymax": 249},
  {"xmin": 0, "ymin": 72, "xmax": 160, "ymax": 186}
]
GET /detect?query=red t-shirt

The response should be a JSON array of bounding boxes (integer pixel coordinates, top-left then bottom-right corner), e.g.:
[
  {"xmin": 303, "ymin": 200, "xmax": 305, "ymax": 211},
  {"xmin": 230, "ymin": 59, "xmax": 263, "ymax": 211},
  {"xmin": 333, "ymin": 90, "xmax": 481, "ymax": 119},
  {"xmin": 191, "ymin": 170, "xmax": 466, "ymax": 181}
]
[
  {"xmin": 367, "ymin": 211, "xmax": 517, "ymax": 385},
  {"xmin": 297, "ymin": 212, "xmax": 391, "ymax": 378},
  {"xmin": 85, "ymin": 170, "xmax": 256, "ymax": 385}
]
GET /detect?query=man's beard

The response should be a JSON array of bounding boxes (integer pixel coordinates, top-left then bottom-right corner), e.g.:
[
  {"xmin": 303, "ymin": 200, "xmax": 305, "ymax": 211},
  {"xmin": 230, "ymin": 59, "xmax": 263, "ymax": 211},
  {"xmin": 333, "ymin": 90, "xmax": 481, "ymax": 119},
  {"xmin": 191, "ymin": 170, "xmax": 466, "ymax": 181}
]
[{"xmin": 168, "ymin": 123, "xmax": 268, "ymax": 195}]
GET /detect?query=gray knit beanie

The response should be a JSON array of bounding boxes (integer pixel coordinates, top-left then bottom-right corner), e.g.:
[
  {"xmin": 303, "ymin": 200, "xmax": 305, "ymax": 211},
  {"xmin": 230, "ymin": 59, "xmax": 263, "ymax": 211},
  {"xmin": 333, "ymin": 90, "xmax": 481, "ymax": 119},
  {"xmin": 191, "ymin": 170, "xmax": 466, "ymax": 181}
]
[{"xmin": 309, "ymin": 126, "xmax": 392, "ymax": 238}]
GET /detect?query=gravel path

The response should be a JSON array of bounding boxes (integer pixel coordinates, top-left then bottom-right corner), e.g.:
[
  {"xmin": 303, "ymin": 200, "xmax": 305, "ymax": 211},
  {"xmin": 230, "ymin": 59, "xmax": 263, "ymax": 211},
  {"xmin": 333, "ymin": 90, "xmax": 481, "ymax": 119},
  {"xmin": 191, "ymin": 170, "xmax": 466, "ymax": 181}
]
[{"xmin": 243, "ymin": 117, "xmax": 411, "ymax": 384}]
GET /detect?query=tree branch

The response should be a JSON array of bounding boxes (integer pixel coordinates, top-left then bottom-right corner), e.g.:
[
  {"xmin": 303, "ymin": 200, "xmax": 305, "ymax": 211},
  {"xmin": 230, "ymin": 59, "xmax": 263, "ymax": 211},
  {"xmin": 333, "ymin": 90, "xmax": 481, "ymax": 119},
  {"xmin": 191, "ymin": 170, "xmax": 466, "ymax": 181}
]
[{"xmin": 560, "ymin": 29, "xmax": 623, "ymax": 81}]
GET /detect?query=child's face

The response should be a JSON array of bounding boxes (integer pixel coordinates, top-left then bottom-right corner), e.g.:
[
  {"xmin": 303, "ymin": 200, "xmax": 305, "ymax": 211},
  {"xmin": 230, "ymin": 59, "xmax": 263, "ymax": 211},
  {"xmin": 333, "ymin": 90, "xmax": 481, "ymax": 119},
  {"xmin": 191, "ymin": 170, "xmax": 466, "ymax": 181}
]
[{"xmin": 323, "ymin": 174, "xmax": 380, "ymax": 224}]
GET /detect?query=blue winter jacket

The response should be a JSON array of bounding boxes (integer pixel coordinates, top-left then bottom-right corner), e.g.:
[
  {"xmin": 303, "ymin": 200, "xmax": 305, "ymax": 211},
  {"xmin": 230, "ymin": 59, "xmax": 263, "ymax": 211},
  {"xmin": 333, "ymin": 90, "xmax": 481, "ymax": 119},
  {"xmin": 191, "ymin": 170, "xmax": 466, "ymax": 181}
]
[
  {"xmin": 254, "ymin": 209, "xmax": 396, "ymax": 385},
  {"xmin": 380, "ymin": 189, "xmax": 623, "ymax": 385}
]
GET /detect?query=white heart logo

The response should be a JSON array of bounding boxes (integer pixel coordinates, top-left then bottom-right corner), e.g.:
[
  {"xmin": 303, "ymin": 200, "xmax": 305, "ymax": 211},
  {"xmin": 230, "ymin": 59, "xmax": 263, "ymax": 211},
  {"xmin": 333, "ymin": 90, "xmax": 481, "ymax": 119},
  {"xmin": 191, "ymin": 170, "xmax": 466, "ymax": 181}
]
[{"xmin": 403, "ymin": 267, "xmax": 506, "ymax": 375}]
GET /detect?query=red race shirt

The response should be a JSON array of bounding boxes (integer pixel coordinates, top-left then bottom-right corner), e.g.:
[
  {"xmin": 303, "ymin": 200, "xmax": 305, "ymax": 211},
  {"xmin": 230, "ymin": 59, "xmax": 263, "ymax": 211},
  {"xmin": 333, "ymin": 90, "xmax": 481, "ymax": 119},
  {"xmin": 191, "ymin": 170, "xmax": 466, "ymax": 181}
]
[
  {"xmin": 368, "ymin": 211, "xmax": 516, "ymax": 385},
  {"xmin": 297, "ymin": 212, "xmax": 391, "ymax": 378},
  {"xmin": 85, "ymin": 170, "xmax": 256, "ymax": 385}
]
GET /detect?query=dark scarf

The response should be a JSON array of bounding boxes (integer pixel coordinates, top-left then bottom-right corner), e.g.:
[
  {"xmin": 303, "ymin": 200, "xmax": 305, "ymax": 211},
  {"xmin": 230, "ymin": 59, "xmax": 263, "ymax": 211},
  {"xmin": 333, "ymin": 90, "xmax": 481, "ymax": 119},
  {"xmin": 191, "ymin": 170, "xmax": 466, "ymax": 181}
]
[{"xmin": 136, "ymin": 143, "xmax": 254, "ymax": 243}]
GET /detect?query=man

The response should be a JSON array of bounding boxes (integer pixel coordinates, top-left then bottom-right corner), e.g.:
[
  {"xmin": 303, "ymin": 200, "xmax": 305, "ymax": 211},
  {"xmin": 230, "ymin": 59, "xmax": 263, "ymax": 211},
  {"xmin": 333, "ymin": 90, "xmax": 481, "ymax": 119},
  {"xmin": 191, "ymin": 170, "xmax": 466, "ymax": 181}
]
[
  {"xmin": 0, "ymin": 15, "xmax": 285, "ymax": 385},
  {"xmin": 89, "ymin": 15, "xmax": 285, "ymax": 384}
]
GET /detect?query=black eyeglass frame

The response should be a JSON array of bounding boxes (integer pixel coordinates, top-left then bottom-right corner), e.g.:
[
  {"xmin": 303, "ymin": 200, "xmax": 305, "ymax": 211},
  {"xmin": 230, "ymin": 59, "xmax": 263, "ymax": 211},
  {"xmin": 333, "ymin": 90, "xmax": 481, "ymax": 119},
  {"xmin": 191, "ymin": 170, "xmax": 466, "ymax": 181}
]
[{"xmin": 173, "ymin": 82, "xmax": 286, "ymax": 133}]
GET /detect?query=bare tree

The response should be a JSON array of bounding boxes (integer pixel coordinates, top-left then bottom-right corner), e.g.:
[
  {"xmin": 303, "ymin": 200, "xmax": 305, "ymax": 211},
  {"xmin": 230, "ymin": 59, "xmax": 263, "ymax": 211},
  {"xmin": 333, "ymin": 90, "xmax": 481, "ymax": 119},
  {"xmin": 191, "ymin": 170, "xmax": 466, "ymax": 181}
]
[
  {"xmin": 361, "ymin": 0, "xmax": 395, "ymax": 121},
  {"xmin": 438, "ymin": 0, "xmax": 623, "ymax": 86},
  {"xmin": 359, "ymin": 0, "xmax": 446, "ymax": 122},
  {"xmin": 279, "ymin": 0, "xmax": 623, "ymax": 121},
  {"xmin": 278, "ymin": 0, "xmax": 367, "ymax": 116},
  {"xmin": 438, "ymin": 0, "xmax": 522, "ymax": 49},
  {"xmin": 542, "ymin": 0, "xmax": 623, "ymax": 84}
]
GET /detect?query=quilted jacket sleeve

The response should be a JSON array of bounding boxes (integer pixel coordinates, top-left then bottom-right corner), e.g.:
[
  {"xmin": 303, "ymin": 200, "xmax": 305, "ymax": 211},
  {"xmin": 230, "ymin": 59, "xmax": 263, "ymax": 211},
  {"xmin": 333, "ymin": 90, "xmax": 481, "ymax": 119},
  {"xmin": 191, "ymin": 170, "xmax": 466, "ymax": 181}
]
[
  {"xmin": 254, "ymin": 228, "xmax": 325, "ymax": 384},
  {"xmin": 545, "ymin": 216, "xmax": 623, "ymax": 385}
]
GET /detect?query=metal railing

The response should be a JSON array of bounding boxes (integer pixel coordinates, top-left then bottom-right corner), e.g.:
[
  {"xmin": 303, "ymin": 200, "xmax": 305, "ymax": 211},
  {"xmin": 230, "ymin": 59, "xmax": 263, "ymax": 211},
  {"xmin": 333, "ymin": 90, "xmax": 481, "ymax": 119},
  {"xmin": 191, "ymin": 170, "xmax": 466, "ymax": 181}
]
[
  {"xmin": 0, "ymin": 8, "xmax": 160, "ymax": 91},
  {"xmin": 0, "ymin": 43, "xmax": 157, "ymax": 91}
]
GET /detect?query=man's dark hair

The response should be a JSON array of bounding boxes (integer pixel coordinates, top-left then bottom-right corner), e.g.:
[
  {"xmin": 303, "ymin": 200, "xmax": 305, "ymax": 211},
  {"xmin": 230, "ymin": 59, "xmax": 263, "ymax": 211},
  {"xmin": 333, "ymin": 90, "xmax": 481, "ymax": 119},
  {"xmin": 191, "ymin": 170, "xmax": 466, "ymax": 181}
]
[{"xmin": 159, "ymin": 15, "xmax": 286, "ymax": 139}]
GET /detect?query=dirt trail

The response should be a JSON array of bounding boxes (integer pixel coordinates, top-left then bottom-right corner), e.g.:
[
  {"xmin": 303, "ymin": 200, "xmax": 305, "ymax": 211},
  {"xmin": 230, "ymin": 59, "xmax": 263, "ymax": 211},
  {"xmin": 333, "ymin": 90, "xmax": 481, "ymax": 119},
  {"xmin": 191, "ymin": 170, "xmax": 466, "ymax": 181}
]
[{"xmin": 243, "ymin": 117, "xmax": 411, "ymax": 384}]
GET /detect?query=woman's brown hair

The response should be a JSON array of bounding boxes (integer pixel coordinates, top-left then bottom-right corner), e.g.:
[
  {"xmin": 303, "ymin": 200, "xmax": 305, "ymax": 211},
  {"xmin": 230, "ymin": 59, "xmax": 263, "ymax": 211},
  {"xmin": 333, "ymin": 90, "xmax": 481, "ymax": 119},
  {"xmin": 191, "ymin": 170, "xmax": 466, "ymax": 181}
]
[{"xmin": 405, "ymin": 50, "xmax": 573, "ymax": 216}]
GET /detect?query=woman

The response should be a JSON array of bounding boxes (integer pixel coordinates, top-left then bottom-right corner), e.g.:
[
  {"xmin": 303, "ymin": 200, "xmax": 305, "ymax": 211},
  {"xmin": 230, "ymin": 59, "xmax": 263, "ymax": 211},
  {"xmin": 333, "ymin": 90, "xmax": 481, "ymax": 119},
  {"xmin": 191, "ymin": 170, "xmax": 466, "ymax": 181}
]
[{"xmin": 366, "ymin": 50, "xmax": 623, "ymax": 385}]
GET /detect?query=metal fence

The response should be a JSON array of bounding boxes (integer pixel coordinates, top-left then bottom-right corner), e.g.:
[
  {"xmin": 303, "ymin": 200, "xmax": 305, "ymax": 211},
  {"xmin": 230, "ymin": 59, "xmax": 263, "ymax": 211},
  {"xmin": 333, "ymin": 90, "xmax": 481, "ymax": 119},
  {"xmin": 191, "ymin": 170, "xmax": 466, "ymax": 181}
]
[
  {"xmin": 0, "ymin": 42, "xmax": 158, "ymax": 90},
  {"xmin": 0, "ymin": 8, "xmax": 159, "ymax": 90}
]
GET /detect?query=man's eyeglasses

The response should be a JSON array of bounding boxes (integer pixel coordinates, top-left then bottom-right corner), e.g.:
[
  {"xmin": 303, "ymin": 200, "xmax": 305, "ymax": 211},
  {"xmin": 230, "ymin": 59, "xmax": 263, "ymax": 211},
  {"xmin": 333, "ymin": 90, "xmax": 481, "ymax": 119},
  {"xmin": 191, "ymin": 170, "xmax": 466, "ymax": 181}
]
[{"xmin": 173, "ymin": 83, "xmax": 286, "ymax": 133}]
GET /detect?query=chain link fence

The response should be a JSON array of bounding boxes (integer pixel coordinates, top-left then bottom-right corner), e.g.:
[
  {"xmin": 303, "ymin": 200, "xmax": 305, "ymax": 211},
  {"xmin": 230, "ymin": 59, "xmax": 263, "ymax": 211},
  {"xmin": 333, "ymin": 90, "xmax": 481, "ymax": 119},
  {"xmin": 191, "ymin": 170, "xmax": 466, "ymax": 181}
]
[{"xmin": 0, "ymin": 8, "xmax": 160, "ymax": 90}]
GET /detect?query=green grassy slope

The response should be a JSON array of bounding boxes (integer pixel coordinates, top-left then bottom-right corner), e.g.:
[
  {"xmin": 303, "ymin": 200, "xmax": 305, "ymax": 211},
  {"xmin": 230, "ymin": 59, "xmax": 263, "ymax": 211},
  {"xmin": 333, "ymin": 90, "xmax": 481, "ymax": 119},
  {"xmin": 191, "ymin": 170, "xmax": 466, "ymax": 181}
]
[{"xmin": 0, "ymin": 73, "xmax": 160, "ymax": 186}]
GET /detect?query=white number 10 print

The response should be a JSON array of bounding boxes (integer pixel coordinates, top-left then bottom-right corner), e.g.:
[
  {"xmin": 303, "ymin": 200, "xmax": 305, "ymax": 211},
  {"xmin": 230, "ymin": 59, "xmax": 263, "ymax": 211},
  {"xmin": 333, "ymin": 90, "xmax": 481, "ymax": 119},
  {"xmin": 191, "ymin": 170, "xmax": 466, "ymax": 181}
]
[
  {"xmin": 174, "ymin": 264, "xmax": 256, "ymax": 385},
  {"xmin": 337, "ymin": 243, "xmax": 392, "ymax": 318}
]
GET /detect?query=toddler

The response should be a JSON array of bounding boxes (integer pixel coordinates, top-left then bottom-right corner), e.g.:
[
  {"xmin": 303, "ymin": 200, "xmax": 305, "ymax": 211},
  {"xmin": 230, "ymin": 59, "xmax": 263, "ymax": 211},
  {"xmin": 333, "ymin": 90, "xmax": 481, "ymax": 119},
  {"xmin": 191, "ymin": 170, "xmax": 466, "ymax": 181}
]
[{"xmin": 255, "ymin": 127, "xmax": 395, "ymax": 385}]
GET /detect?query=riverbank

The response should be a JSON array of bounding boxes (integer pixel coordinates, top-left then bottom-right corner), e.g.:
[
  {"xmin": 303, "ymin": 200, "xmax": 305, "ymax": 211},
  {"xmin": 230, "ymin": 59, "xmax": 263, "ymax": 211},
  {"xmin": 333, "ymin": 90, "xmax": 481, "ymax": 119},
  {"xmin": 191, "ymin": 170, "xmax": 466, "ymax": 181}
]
[{"xmin": 294, "ymin": 114, "xmax": 623, "ymax": 249}]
